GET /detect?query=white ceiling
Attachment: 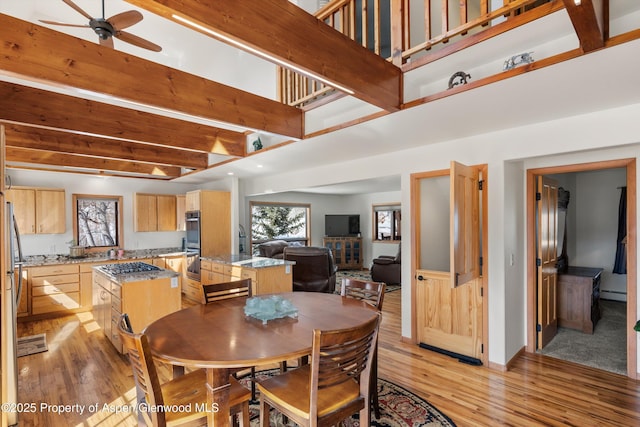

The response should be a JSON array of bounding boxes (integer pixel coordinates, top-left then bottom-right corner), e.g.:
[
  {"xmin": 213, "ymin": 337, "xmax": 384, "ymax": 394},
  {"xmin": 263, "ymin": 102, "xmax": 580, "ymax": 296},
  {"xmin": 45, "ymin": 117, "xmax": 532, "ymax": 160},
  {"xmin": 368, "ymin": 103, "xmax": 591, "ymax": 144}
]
[{"xmin": 3, "ymin": 1, "xmax": 640, "ymax": 195}]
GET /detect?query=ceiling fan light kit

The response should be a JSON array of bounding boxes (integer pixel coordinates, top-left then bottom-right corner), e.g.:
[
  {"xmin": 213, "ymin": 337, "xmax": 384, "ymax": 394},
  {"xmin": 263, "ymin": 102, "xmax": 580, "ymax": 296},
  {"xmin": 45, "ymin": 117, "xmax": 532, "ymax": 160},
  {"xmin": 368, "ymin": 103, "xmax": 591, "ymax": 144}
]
[{"xmin": 39, "ymin": 0, "xmax": 162, "ymax": 52}]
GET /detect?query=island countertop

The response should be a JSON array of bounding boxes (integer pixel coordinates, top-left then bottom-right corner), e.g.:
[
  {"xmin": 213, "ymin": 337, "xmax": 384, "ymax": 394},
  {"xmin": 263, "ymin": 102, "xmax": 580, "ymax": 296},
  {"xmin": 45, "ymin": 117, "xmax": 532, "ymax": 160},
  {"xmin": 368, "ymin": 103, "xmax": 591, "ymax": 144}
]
[
  {"xmin": 93, "ymin": 262, "xmax": 180, "ymax": 283},
  {"xmin": 200, "ymin": 254, "xmax": 295, "ymax": 269}
]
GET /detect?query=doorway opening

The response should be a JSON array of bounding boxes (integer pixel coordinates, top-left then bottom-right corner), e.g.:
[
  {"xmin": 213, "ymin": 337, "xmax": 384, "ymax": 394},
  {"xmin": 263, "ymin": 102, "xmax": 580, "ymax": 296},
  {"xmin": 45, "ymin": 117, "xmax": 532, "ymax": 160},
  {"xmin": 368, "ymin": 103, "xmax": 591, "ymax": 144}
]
[{"xmin": 526, "ymin": 159, "xmax": 637, "ymax": 378}]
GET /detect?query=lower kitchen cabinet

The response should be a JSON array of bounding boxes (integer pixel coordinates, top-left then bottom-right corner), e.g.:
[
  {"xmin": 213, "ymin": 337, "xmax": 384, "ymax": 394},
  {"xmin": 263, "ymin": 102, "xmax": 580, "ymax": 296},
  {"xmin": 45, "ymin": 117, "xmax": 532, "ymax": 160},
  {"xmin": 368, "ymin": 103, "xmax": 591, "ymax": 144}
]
[{"xmin": 28, "ymin": 264, "xmax": 82, "ymax": 316}]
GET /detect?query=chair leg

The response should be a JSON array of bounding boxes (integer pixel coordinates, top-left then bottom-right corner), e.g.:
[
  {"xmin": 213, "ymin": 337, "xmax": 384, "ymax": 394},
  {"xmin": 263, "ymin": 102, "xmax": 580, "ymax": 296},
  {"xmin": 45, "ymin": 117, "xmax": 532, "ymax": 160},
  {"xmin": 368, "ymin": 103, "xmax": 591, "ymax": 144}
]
[
  {"xmin": 240, "ymin": 401, "xmax": 250, "ymax": 427},
  {"xmin": 371, "ymin": 347, "xmax": 381, "ymax": 419}
]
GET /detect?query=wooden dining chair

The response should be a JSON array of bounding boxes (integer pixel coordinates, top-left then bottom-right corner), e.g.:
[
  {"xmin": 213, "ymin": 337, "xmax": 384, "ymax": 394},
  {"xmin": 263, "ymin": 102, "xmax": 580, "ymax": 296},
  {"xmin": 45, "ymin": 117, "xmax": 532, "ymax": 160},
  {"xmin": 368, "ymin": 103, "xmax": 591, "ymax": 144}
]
[
  {"xmin": 257, "ymin": 313, "xmax": 381, "ymax": 427},
  {"xmin": 340, "ymin": 278, "xmax": 386, "ymax": 419},
  {"xmin": 118, "ymin": 314, "xmax": 251, "ymax": 427},
  {"xmin": 202, "ymin": 278, "xmax": 252, "ymax": 304},
  {"xmin": 201, "ymin": 278, "xmax": 263, "ymax": 401}
]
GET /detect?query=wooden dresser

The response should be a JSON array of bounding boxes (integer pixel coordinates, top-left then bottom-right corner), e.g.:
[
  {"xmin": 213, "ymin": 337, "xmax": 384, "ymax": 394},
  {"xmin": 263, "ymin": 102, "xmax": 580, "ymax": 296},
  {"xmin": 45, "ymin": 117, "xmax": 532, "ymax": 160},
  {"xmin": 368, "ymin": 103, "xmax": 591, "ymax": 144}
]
[{"xmin": 557, "ymin": 266, "xmax": 603, "ymax": 334}]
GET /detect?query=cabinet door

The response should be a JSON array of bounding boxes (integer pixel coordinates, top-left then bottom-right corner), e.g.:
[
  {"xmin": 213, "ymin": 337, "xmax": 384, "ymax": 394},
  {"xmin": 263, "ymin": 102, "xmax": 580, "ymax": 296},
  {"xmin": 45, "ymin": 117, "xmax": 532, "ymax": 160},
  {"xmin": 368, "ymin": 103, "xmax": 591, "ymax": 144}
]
[
  {"xmin": 36, "ymin": 189, "xmax": 66, "ymax": 234},
  {"xmin": 135, "ymin": 194, "xmax": 158, "ymax": 232},
  {"xmin": 157, "ymin": 195, "xmax": 177, "ymax": 231},
  {"xmin": 176, "ymin": 195, "xmax": 186, "ymax": 231},
  {"xmin": 6, "ymin": 188, "xmax": 36, "ymax": 234},
  {"xmin": 186, "ymin": 191, "xmax": 200, "ymax": 212}
]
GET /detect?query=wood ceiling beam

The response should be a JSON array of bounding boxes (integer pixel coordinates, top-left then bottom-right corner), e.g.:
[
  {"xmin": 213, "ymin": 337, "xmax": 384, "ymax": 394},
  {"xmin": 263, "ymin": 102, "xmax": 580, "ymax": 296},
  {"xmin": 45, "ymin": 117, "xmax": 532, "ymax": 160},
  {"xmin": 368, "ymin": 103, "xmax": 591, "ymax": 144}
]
[
  {"xmin": 562, "ymin": 0, "xmax": 605, "ymax": 52},
  {"xmin": 124, "ymin": 0, "xmax": 402, "ymax": 112},
  {"xmin": 4, "ymin": 124, "xmax": 208, "ymax": 170},
  {"xmin": 0, "ymin": 14, "xmax": 303, "ymax": 138},
  {"xmin": 0, "ymin": 81, "xmax": 246, "ymax": 157},
  {"xmin": 6, "ymin": 147, "xmax": 181, "ymax": 178}
]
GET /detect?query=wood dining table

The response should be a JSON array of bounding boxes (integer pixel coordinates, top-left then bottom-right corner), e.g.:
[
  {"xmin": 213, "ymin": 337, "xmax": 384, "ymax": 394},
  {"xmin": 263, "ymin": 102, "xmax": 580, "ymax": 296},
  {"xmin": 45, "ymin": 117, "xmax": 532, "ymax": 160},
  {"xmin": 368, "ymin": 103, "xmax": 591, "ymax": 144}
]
[{"xmin": 143, "ymin": 291, "xmax": 380, "ymax": 426}]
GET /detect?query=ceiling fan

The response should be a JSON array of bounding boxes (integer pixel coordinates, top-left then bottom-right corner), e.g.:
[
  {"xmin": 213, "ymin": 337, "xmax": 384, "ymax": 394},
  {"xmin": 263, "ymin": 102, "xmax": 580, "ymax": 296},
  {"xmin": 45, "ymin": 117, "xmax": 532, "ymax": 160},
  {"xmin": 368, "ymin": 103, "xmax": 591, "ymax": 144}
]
[{"xmin": 39, "ymin": 0, "xmax": 162, "ymax": 52}]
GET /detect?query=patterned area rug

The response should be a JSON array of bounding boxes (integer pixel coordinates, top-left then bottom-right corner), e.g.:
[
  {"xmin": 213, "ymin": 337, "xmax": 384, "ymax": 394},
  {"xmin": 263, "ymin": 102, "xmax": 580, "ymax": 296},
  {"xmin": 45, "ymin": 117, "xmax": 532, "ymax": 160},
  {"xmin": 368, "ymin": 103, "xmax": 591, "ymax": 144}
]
[
  {"xmin": 17, "ymin": 333, "xmax": 48, "ymax": 357},
  {"xmin": 239, "ymin": 369, "xmax": 456, "ymax": 426},
  {"xmin": 336, "ymin": 270, "xmax": 401, "ymax": 293}
]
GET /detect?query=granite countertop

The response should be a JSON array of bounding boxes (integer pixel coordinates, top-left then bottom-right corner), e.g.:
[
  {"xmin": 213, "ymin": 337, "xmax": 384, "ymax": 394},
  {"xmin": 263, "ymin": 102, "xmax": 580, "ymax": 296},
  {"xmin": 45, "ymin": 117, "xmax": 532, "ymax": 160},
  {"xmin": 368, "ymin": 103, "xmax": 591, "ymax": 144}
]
[
  {"xmin": 201, "ymin": 254, "xmax": 295, "ymax": 269},
  {"xmin": 22, "ymin": 247, "xmax": 185, "ymax": 267}
]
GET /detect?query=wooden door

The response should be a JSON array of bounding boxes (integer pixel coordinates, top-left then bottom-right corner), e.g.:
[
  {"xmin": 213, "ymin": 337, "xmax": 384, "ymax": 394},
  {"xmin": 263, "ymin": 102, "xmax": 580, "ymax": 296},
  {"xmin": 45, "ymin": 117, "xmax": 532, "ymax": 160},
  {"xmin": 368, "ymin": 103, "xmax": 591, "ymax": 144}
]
[
  {"xmin": 451, "ymin": 161, "xmax": 480, "ymax": 287},
  {"xmin": 537, "ymin": 176, "xmax": 559, "ymax": 349},
  {"xmin": 414, "ymin": 163, "xmax": 484, "ymax": 362}
]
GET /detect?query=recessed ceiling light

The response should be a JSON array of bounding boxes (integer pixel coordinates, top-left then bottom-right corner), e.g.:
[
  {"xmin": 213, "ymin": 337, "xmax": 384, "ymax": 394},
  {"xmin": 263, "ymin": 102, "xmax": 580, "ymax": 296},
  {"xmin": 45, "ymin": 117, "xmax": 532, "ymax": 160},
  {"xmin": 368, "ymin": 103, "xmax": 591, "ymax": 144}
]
[
  {"xmin": 227, "ymin": 172, "xmax": 234, "ymax": 175},
  {"xmin": 257, "ymin": 165, "xmax": 263, "ymax": 168},
  {"xmin": 574, "ymin": 0, "xmax": 581, "ymax": 5}
]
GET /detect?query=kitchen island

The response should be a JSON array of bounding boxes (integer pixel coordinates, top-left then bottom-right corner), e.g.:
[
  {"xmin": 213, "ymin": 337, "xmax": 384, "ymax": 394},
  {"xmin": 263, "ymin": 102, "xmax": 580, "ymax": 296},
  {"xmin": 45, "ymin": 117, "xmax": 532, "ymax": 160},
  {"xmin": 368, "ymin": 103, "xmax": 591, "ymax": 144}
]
[
  {"xmin": 193, "ymin": 255, "xmax": 294, "ymax": 303},
  {"xmin": 92, "ymin": 261, "xmax": 181, "ymax": 353}
]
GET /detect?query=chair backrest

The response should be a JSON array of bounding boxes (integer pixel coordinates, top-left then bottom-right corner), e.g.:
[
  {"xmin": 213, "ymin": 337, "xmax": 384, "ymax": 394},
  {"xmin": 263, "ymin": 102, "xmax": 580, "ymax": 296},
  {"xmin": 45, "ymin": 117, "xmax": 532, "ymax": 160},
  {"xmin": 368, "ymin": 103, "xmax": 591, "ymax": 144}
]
[
  {"xmin": 283, "ymin": 246, "xmax": 336, "ymax": 293},
  {"xmin": 118, "ymin": 314, "xmax": 166, "ymax": 426},
  {"xmin": 308, "ymin": 313, "xmax": 381, "ymax": 420},
  {"xmin": 202, "ymin": 278, "xmax": 252, "ymax": 304},
  {"xmin": 340, "ymin": 278, "xmax": 386, "ymax": 310}
]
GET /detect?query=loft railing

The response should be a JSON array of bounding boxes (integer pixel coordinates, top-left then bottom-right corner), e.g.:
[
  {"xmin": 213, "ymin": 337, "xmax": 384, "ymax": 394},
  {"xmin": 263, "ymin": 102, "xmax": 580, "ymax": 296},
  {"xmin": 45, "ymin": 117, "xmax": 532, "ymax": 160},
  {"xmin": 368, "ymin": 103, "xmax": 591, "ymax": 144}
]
[{"xmin": 278, "ymin": 0, "xmax": 553, "ymax": 107}]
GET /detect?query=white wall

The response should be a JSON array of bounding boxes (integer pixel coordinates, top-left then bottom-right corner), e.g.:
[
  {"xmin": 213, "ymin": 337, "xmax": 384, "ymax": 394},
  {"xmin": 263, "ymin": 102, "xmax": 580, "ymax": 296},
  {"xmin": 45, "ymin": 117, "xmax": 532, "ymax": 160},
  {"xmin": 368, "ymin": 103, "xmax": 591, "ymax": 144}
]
[
  {"xmin": 243, "ymin": 190, "xmax": 401, "ymax": 267},
  {"xmin": 239, "ymin": 101, "xmax": 640, "ymax": 371}
]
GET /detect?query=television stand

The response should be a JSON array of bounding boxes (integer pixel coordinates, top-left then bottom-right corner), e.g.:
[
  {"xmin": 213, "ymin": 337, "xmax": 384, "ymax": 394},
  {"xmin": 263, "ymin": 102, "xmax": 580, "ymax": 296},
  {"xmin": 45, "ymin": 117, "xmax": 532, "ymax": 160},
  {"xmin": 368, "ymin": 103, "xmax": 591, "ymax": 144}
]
[{"xmin": 323, "ymin": 236, "xmax": 362, "ymax": 270}]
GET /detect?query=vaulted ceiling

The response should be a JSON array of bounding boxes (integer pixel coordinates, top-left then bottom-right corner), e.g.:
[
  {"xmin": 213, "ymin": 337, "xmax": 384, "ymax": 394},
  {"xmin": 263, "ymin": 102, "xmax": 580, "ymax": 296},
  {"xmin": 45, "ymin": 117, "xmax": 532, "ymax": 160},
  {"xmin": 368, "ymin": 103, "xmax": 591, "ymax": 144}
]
[{"xmin": 1, "ymin": 0, "xmax": 637, "ymax": 186}]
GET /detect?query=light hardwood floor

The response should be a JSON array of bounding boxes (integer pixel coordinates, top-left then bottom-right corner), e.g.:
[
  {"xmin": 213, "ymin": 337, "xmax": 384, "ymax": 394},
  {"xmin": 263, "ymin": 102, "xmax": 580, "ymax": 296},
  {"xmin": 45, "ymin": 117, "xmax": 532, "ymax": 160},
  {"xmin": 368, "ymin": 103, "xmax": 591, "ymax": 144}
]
[{"xmin": 16, "ymin": 290, "xmax": 640, "ymax": 426}]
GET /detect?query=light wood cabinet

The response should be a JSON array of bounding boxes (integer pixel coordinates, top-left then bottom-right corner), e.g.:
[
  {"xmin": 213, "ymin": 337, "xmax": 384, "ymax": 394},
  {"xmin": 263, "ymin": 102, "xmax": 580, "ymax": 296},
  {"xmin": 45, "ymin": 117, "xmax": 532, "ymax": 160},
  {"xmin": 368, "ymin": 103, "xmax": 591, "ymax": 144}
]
[
  {"xmin": 6, "ymin": 187, "xmax": 65, "ymax": 234},
  {"xmin": 186, "ymin": 190, "xmax": 231, "ymax": 257},
  {"xmin": 176, "ymin": 194, "xmax": 186, "ymax": 231},
  {"xmin": 198, "ymin": 258, "xmax": 292, "ymax": 303},
  {"xmin": 28, "ymin": 264, "xmax": 81, "ymax": 315},
  {"xmin": 134, "ymin": 193, "xmax": 177, "ymax": 232},
  {"xmin": 323, "ymin": 237, "xmax": 362, "ymax": 270}
]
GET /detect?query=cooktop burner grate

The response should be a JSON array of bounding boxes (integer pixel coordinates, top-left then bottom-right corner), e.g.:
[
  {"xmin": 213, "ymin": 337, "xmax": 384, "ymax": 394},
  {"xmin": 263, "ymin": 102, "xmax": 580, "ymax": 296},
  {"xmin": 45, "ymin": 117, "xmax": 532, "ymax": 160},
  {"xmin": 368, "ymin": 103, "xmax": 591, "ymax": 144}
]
[{"xmin": 99, "ymin": 262, "xmax": 161, "ymax": 275}]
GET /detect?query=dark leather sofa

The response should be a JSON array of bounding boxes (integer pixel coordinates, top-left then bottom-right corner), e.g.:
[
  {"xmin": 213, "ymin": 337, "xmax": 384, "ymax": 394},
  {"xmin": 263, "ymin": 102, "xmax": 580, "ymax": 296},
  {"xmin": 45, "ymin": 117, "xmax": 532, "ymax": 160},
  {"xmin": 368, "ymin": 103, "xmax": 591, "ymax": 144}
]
[
  {"xmin": 371, "ymin": 245, "xmax": 401, "ymax": 285},
  {"xmin": 256, "ymin": 240, "xmax": 289, "ymax": 259},
  {"xmin": 283, "ymin": 246, "xmax": 338, "ymax": 293}
]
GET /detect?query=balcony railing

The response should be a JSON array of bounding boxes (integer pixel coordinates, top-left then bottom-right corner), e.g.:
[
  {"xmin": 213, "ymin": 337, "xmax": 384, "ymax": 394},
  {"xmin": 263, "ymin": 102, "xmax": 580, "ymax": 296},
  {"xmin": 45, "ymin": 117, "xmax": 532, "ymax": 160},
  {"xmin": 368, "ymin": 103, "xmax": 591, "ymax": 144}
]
[{"xmin": 279, "ymin": 0, "xmax": 554, "ymax": 107}]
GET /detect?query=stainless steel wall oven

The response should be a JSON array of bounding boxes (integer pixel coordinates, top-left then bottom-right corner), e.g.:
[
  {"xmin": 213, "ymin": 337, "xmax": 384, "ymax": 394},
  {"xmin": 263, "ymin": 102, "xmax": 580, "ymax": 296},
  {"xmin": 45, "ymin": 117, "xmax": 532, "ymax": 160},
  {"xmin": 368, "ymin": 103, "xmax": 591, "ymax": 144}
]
[{"xmin": 185, "ymin": 211, "xmax": 200, "ymax": 280}]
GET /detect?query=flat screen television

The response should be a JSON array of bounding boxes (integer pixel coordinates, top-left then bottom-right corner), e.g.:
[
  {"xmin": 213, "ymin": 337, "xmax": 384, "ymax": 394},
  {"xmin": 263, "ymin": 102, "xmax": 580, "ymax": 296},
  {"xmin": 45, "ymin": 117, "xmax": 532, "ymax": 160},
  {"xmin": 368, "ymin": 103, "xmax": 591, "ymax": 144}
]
[{"xmin": 325, "ymin": 214, "xmax": 360, "ymax": 237}]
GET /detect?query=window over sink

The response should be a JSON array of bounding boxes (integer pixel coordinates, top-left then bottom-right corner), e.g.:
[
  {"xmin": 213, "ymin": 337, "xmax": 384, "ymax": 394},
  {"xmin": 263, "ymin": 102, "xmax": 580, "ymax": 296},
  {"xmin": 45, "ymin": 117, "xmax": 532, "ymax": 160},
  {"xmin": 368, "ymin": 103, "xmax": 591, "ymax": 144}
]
[{"xmin": 72, "ymin": 194, "xmax": 123, "ymax": 252}]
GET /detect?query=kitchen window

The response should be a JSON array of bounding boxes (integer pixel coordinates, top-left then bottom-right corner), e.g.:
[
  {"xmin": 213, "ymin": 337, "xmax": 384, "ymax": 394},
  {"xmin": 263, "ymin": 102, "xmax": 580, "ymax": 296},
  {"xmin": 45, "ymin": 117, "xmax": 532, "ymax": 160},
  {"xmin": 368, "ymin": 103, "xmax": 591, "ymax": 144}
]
[
  {"xmin": 373, "ymin": 203, "xmax": 401, "ymax": 242},
  {"xmin": 72, "ymin": 194, "xmax": 123, "ymax": 252}
]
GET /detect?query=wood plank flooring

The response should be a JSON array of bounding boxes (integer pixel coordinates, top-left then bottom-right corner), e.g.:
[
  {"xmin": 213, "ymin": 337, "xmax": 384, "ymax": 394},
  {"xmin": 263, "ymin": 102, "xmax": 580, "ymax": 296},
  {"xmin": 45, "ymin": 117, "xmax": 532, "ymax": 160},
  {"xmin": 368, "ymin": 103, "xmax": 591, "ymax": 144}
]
[{"xmin": 16, "ymin": 290, "xmax": 640, "ymax": 426}]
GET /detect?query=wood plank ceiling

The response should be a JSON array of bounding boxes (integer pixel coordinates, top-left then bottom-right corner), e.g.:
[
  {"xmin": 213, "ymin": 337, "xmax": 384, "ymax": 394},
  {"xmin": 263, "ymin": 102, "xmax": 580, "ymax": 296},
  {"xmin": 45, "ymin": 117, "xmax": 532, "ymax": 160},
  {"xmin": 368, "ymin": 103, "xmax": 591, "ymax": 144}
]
[{"xmin": 0, "ymin": 0, "xmax": 605, "ymax": 180}]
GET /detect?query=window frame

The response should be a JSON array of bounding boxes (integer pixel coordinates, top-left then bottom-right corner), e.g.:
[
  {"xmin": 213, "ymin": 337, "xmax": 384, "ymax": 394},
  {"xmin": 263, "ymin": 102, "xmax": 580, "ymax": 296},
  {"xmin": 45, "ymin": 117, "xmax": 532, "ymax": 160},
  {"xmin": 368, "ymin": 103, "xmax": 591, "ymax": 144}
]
[
  {"xmin": 249, "ymin": 201, "xmax": 311, "ymax": 254},
  {"xmin": 72, "ymin": 194, "xmax": 124, "ymax": 253},
  {"xmin": 372, "ymin": 203, "xmax": 401, "ymax": 242}
]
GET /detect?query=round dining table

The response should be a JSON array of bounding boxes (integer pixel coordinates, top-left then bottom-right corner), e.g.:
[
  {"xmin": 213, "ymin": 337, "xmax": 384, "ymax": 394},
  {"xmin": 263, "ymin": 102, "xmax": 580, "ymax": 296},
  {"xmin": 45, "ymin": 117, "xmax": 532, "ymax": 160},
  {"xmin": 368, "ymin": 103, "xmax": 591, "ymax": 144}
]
[{"xmin": 144, "ymin": 291, "xmax": 379, "ymax": 427}]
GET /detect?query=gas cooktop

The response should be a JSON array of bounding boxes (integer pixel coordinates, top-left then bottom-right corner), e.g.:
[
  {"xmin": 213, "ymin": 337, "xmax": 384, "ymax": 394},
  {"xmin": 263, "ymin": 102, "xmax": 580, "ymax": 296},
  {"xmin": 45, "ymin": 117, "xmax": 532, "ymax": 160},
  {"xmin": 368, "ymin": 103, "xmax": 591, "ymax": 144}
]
[{"xmin": 99, "ymin": 262, "xmax": 161, "ymax": 275}]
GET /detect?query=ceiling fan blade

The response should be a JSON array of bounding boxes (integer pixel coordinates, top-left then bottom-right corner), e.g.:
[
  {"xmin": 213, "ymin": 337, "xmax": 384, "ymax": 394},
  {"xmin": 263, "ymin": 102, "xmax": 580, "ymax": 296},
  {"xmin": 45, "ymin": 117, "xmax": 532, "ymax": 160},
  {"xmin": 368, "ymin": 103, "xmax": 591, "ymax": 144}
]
[
  {"xmin": 38, "ymin": 20, "xmax": 90, "ymax": 28},
  {"xmin": 115, "ymin": 30, "xmax": 162, "ymax": 52},
  {"xmin": 99, "ymin": 36, "xmax": 114, "ymax": 49},
  {"xmin": 62, "ymin": 0, "xmax": 94, "ymax": 21},
  {"xmin": 108, "ymin": 10, "xmax": 143, "ymax": 31}
]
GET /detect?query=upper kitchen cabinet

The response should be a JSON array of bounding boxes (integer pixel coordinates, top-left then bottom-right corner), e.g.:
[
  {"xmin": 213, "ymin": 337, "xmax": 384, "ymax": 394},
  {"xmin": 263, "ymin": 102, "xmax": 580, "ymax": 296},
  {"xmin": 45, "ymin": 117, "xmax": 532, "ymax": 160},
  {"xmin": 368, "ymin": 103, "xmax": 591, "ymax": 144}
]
[
  {"xmin": 176, "ymin": 195, "xmax": 186, "ymax": 231},
  {"xmin": 6, "ymin": 186, "xmax": 65, "ymax": 234},
  {"xmin": 134, "ymin": 193, "xmax": 177, "ymax": 232},
  {"xmin": 186, "ymin": 190, "xmax": 231, "ymax": 257}
]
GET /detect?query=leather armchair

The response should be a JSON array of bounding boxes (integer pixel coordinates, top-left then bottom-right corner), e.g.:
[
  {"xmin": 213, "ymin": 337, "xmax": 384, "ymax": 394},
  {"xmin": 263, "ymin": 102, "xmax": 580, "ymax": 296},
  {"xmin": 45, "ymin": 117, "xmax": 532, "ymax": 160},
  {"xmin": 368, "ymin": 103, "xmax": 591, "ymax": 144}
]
[
  {"xmin": 283, "ymin": 246, "xmax": 338, "ymax": 293},
  {"xmin": 371, "ymin": 245, "xmax": 401, "ymax": 285}
]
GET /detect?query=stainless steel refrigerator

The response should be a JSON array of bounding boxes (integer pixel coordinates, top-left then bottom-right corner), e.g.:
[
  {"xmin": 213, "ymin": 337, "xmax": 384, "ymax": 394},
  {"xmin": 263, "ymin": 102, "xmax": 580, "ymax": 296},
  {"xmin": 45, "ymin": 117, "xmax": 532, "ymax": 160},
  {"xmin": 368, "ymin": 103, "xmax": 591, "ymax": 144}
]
[{"xmin": 2, "ymin": 202, "xmax": 23, "ymax": 427}]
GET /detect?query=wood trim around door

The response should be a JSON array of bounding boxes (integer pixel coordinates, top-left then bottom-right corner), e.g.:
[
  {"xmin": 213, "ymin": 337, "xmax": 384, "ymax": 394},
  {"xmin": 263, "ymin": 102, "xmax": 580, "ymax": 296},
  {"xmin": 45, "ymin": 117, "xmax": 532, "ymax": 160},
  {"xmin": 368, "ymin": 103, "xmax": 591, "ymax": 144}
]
[{"xmin": 525, "ymin": 158, "xmax": 637, "ymax": 378}]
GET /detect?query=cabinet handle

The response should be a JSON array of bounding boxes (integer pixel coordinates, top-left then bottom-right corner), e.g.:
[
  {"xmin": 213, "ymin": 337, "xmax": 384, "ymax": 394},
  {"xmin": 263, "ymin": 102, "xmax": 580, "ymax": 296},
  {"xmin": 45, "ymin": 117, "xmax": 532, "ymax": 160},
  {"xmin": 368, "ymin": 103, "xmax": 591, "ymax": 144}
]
[{"xmin": 417, "ymin": 275, "xmax": 424, "ymax": 281}]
